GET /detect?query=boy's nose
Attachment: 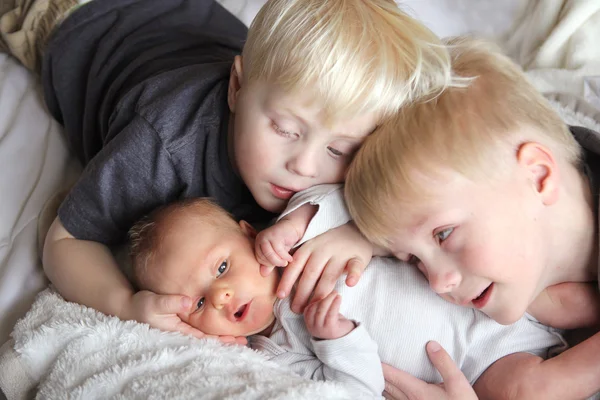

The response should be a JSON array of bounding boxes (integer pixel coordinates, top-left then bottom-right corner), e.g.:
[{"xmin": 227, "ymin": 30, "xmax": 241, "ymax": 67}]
[
  {"xmin": 287, "ymin": 149, "xmax": 318, "ymax": 178},
  {"xmin": 428, "ymin": 269, "xmax": 461, "ymax": 294},
  {"xmin": 210, "ymin": 287, "xmax": 234, "ymax": 309}
]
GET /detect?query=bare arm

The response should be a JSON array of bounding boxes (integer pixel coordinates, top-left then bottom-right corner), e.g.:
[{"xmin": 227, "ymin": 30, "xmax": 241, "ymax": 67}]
[
  {"xmin": 474, "ymin": 333, "xmax": 600, "ymax": 400},
  {"xmin": 43, "ymin": 217, "xmax": 134, "ymax": 318},
  {"xmin": 42, "ymin": 216, "xmax": 237, "ymax": 341},
  {"xmin": 528, "ymin": 282, "xmax": 600, "ymax": 329}
]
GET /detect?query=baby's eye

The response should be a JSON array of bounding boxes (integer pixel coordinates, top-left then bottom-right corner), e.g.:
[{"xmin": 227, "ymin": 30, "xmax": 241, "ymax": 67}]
[
  {"xmin": 217, "ymin": 260, "xmax": 228, "ymax": 277},
  {"xmin": 196, "ymin": 297, "xmax": 205, "ymax": 311},
  {"xmin": 436, "ymin": 227, "xmax": 454, "ymax": 243},
  {"xmin": 327, "ymin": 146, "xmax": 345, "ymax": 157}
]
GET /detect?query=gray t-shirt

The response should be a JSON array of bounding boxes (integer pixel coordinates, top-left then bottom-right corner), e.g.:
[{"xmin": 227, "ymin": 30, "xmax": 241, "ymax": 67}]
[
  {"xmin": 43, "ymin": 0, "xmax": 274, "ymax": 245},
  {"xmin": 570, "ymin": 126, "xmax": 600, "ymax": 287}
]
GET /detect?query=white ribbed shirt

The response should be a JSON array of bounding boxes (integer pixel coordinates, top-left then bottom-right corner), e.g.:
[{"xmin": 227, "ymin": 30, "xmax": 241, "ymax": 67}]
[{"xmin": 250, "ymin": 184, "xmax": 565, "ymax": 399}]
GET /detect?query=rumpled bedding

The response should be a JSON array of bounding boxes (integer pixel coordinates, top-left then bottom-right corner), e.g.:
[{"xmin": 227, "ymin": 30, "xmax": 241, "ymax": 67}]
[
  {"xmin": 0, "ymin": 287, "xmax": 355, "ymax": 400},
  {"xmin": 0, "ymin": 0, "xmax": 598, "ymax": 399}
]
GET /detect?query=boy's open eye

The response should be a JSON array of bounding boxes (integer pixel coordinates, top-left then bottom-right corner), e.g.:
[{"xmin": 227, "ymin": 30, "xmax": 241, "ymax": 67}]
[
  {"xmin": 217, "ymin": 260, "xmax": 228, "ymax": 277},
  {"xmin": 196, "ymin": 297, "xmax": 205, "ymax": 311},
  {"xmin": 436, "ymin": 227, "xmax": 454, "ymax": 243}
]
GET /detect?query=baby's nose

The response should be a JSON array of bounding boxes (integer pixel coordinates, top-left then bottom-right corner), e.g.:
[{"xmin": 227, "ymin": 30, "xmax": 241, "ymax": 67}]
[{"xmin": 211, "ymin": 287, "xmax": 234, "ymax": 309}]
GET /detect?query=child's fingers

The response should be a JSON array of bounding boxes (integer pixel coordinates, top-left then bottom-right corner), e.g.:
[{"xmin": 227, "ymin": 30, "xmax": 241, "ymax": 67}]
[
  {"xmin": 173, "ymin": 321, "xmax": 207, "ymax": 340},
  {"xmin": 381, "ymin": 363, "xmax": 426, "ymax": 399},
  {"xmin": 325, "ymin": 294, "xmax": 342, "ymax": 325},
  {"xmin": 277, "ymin": 250, "xmax": 310, "ymax": 300},
  {"xmin": 260, "ymin": 264, "xmax": 276, "ymax": 277},
  {"xmin": 155, "ymin": 294, "xmax": 193, "ymax": 315},
  {"xmin": 313, "ymin": 291, "xmax": 338, "ymax": 327},
  {"xmin": 344, "ymin": 258, "xmax": 365, "ymax": 287},
  {"xmin": 312, "ymin": 259, "xmax": 343, "ymax": 302},
  {"xmin": 274, "ymin": 241, "xmax": 294, "ymax": 263},
  {"xmin": 425, "ymin": 341, "xmax": 476, "ymax": 398},
  {"xmin": 292, "ymin": 254, "xmax": 327, "ymax": 313}
]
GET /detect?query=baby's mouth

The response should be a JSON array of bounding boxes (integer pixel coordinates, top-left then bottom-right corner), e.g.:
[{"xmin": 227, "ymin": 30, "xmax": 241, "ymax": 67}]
[{"xmin": 234, "ymin": 303, "xmax": 249, "ymax": 321}]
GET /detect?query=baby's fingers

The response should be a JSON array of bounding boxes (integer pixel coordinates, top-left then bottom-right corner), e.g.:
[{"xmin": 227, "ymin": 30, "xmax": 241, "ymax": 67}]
[
  {"xmin": 325, "ymin": 293, "xmax": 343, "ymax": 325},
  {"xmin": 313, "ymin": 291, "xmax": 339, "ymax": 327},
  {"xmin": 259, "ymin": 241, "xmax": 287, "ymax": 267}
]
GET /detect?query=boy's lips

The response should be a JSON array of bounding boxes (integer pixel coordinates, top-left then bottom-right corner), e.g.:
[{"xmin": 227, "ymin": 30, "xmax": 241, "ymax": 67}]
[
  {"xmin": 471, "ymin": 283, "xmax": 494, "ymax": 309},
  {"xmin": 270, "ymin": 183, "xmax": 296, "ymax": 200}
]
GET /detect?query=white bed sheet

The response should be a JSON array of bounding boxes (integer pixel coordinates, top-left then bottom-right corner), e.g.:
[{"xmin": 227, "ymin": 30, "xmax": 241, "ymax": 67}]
[{"xmin": 0, "ymin": 0, "xmax": 572, "ymax": 345}]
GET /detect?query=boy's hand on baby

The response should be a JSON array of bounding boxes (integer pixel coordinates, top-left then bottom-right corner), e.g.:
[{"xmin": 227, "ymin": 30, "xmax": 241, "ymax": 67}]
[
  {"xmin": 125, "ymin": 290, "xmax": 247, "ymax": 345},
  {"xmin": 382, "ymin": 341, "xmax": 478, "ymax": 400},
  {"xmin": 255, "ymin": 219, "xmax": 301, "ymax": 274},
  {"xmin": 278, "ymin": 222, "xmax": 372, "ymax": 313},
  {"xmin": 303, "ymin": 291, "xmax": 355, "ymax": 340}
]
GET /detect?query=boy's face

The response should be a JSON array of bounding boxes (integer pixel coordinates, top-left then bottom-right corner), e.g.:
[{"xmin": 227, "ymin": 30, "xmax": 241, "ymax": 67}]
[
  {"xmin": 386, "ymin": 167, "xmax": 551, "ymax": 325},
  {"xmin": 228, "ymin": 56, "xmax": 378, "ymax": 213},
  {"xmin": 149, "ymin": 215, "xmax": 279, "ymax": 336}
]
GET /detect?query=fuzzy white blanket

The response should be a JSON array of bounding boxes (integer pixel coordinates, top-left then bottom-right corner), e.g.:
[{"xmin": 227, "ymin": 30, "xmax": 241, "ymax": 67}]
[{"xmin": 0, "ymin": 288, "xmax": 354, "ymax": 400}]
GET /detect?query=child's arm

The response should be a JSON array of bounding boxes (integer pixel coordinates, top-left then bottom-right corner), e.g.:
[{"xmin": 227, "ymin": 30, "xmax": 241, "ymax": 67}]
[
  {"xmin": 43, "ymin": 217, "xmax": 245, "ymax": 344},
  {"xmin": 473, "ymin": 333, "xmax": 600, "ymax": 399},
  {"xmin": 527, "ymin": 281, "xmax": 600, "ymax": 329}
]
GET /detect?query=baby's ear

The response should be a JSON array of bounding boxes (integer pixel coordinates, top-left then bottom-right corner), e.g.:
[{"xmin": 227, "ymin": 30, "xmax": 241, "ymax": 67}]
[
  {"xmin": 516, "ymin": 142, "xmax": 560, "ymax": 205},
  {"xmin": 227, "ymin": 55, "xmax": 244, "ymax": 113},
  {"xmin": 239, "ymin": 220, "xmax": 257, "ymax": 238}
]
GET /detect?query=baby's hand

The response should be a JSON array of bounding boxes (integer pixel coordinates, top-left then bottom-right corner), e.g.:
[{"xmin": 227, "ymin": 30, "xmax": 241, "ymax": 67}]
[
  {"xmin": 303, "ymin": 291, "xmax": 355, "ymax": 340},
  {"xmin": 278, "ymin": 222, "xmax": 373, "ymax": 313},
  {"xmin": 255, "ymin": 219, "xmax": 301, "ymax": 272},
  {"xmin": 124, "ymin": 290, "xmax": 247, "ymax": 345}
]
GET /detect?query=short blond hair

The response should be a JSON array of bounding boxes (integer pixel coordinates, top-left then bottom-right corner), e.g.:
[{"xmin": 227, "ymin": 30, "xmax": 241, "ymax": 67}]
[
  {"xmin": 243, "ymin": 0, "xmax": 459, "ymax": 122},
  {"xmin": 129, "ymin": 198, "xmax": 239, "ymax": 289},
  {"xmin": 345, "ymin": 36, "xmax": 581, "ymax": 247}
]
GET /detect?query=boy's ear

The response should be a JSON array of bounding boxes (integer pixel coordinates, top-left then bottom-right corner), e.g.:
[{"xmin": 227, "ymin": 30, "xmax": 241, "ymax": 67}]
[
  {"xmin": 239, "ymin": 220, "xmax": 257, "ymax": 239},
  {"xmin": 227, "ymin": 55, "xmax": 244, "ymax": 113},
  {"xmin": 516, "ymin": 142, "xmax": 560, "ymax": 205}
]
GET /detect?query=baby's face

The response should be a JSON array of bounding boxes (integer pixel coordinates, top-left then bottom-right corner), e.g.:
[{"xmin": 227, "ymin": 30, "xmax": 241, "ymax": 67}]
[
  {"xmin": 386, "ymin": 166, "xmax": 549, "ymax": 325},
  {"xmin": 148, "ymin": 216, "xmax": 279, "ymax": 336}
]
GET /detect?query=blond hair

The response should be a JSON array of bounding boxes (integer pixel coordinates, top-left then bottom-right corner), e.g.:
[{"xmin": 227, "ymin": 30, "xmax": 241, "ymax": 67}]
[
  {"xmin": 129, "ymin": 198, "xmax": 239, "ymax": 289},
  {"xmin": 345, "ymin": 36, "xmax": 581, "ymax": 247},
  {"xmin": 243, "ymin": 0, "xmax": 459, "ymax": 122}
]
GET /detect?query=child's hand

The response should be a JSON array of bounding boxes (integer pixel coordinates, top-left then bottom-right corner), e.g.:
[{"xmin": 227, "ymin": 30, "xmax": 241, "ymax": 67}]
[
  {"xmin": 124, "ymin": 290, "xmax": 247, "ymax": 345},
  {"xmin": 303, "ymin": 291, "xmax": 355, "ymax": 340},
  {"xmin": 382, "ymin": 341, "xmax": 478, "ymax": 400},
  {"xmin": 255, "ymin": 219, "xmax": 301, "ymax": 272},
  {"xmin": 278, "ymin": 222, "xmax": 373, "ymax": 313}
]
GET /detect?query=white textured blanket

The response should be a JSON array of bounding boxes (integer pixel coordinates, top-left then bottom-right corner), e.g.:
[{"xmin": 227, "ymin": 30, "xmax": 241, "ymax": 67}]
[{"xmin": 0, "ymin": 287, "xmax": 354, "ymax": 400}]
